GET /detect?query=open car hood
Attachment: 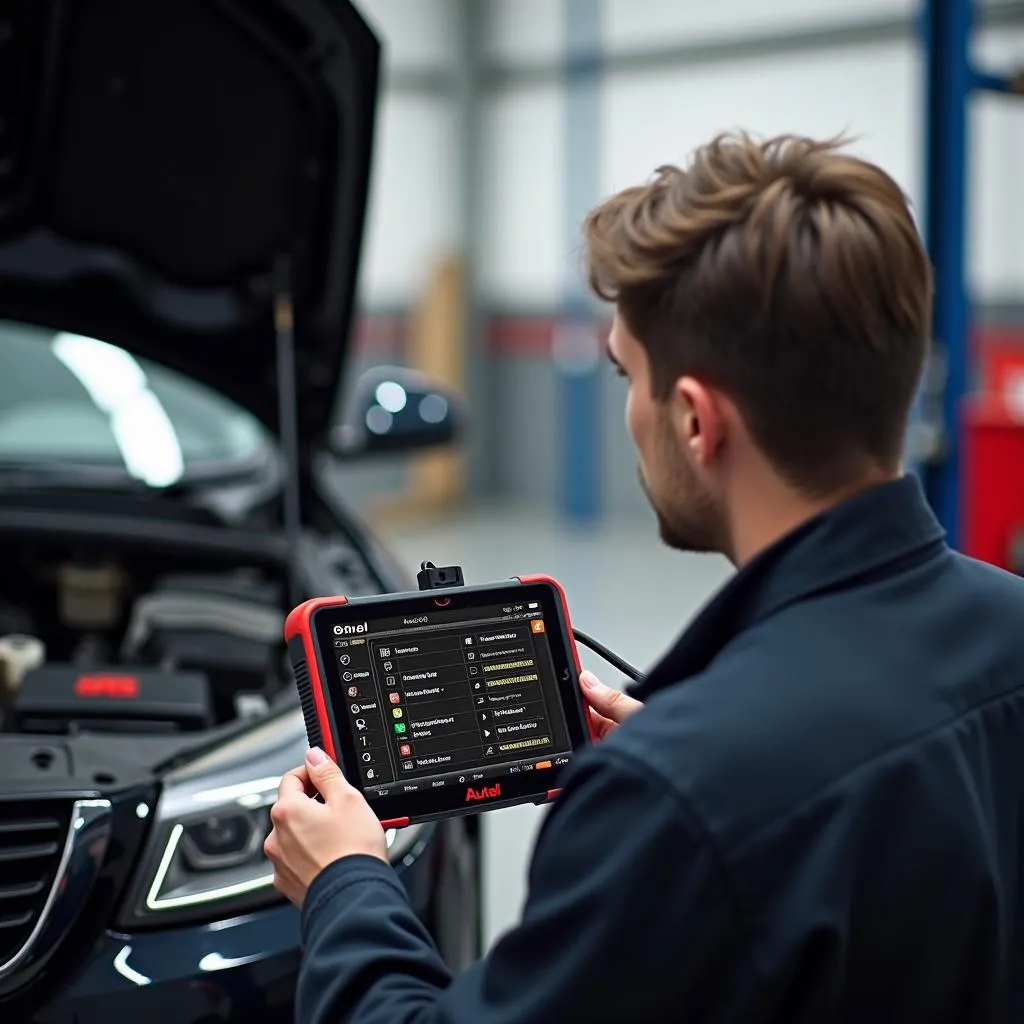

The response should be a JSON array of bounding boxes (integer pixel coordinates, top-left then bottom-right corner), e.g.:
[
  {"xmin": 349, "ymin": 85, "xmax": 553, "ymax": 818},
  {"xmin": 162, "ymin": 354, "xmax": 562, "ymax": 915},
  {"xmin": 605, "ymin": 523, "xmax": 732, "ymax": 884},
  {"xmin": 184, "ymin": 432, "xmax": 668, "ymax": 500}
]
[{"xmin": 0, "ymin": 0, "xmax": 380, "ymax": 444}]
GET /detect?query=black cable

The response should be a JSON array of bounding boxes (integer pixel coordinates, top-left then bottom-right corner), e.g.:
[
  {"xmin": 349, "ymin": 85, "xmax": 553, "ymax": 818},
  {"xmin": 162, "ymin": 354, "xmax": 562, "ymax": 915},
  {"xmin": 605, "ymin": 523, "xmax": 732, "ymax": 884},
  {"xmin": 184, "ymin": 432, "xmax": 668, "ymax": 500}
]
[
  {"xmin": 572, "ymin": 627, "xmax": 643, "ymax": 682},
  {"xmin": 416, "ymin": 558, "xmax": 643, "ymax": 681}
]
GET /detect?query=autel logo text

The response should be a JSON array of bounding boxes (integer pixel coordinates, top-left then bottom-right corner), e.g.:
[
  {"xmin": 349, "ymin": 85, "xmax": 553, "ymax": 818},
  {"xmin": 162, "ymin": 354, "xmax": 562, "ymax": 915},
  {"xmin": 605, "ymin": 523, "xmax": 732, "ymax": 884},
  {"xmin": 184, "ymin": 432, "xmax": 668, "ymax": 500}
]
[
  {"xmin": 465, "ymin": 783, "xmax": 501, "ymax": 802},
  {"xmin": 333, "ymin": 623, "xmax": 368, "ymax": 635}
]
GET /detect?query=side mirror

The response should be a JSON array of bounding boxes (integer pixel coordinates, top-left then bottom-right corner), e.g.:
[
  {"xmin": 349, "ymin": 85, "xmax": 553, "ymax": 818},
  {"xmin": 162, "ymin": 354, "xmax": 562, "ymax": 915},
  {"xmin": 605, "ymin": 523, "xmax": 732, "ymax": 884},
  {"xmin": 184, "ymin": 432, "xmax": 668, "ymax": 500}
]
[{"xmin": 329, "ymin": 366, "xmax": 463, "ymax": 460}]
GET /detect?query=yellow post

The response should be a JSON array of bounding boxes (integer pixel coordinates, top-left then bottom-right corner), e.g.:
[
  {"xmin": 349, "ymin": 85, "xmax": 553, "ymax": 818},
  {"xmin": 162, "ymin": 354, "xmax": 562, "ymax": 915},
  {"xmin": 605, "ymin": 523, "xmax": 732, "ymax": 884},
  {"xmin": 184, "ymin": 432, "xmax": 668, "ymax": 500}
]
[{"xmin": 369, "ymin": 254, "xmax": 466, "ymax": 524}]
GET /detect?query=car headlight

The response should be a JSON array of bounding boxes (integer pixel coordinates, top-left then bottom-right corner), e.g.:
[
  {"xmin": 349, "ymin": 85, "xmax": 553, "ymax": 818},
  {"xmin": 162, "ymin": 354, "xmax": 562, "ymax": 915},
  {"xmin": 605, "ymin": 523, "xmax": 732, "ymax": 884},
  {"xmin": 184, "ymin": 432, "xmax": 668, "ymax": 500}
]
[{"xmin": 118, "ymin": 708, "xmax": 427, "ymax": 927}]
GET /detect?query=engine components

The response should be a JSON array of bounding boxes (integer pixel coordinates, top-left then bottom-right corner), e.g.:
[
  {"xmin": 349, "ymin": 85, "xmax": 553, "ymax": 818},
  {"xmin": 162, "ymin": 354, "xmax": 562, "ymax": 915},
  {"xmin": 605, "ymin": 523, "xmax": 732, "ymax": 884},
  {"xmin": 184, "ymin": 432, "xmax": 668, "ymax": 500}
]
[
  {"xmin": 11, "ymin": 665, "xmax": 214, "ymax": 734},
  {"xmin": 0, "ymin": 633, "xmax": 46, "ymax": 704},
  {"xmin": 0, "ymin": 554, "xmax": 289, "ymax": 731},
  {"xmin": 57, "ymin": 562, "xmax": 127, "ymax": 630},
  {"xmin": 122, "ymin": 572, "xmax": 285, "ymax": 721}
]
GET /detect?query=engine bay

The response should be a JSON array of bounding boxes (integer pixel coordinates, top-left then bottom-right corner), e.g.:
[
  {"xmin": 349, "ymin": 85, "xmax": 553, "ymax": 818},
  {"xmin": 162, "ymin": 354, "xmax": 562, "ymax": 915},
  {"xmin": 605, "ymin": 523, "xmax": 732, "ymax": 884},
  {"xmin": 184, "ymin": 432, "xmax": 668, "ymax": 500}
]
[{"xmin": 0, "ymin": 538, "xmax": 293, "ymax": 738}]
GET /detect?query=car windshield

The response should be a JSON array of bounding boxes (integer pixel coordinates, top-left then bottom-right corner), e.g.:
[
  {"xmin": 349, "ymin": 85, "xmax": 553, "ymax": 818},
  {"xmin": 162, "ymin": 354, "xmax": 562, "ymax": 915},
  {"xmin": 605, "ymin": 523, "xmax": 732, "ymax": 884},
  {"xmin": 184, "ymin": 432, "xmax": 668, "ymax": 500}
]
[{"xmin": 0, "ymin": 320, "xmax": 272, "ymax": 487}]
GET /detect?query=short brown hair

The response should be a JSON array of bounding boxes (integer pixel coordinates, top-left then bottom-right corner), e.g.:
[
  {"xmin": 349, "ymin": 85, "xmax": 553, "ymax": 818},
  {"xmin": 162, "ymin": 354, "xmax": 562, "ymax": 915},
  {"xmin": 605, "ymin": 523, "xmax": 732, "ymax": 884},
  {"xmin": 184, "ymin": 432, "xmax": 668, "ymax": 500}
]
[{"xmin": 583, "ymin": 133, "xmax": 933, "ymax": 494}]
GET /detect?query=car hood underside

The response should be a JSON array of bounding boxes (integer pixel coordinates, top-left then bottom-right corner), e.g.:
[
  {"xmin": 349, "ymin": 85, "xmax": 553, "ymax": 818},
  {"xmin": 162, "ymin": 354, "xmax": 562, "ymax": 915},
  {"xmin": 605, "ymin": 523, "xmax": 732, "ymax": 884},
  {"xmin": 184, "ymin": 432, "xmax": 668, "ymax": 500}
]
[{"xmin": 0, "ymin": 0, "xmax": 380, "ymax": 443}]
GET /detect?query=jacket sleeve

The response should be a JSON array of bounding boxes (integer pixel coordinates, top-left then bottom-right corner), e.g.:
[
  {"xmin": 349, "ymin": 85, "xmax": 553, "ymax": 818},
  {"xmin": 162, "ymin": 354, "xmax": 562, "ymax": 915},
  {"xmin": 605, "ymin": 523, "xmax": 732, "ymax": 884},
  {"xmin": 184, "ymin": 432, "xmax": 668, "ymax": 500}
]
[{"xmin": 297, "ymin": 747, "xmax": 754, "ymax": 1024}]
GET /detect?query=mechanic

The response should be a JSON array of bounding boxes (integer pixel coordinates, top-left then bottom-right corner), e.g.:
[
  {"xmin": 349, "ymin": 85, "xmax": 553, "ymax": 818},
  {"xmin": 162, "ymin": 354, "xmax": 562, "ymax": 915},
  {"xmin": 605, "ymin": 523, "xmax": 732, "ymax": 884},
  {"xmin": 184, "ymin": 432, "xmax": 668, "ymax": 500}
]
[{"xmin": 265, "ymin": 132, "xmax": 1024, "ymax": 1022}]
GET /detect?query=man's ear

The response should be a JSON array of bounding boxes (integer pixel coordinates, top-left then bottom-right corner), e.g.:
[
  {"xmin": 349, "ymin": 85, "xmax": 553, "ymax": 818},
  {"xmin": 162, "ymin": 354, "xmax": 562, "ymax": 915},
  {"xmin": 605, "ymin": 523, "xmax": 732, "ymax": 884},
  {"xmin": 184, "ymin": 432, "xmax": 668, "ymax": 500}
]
[{"xmin": 675, "ymin": 376, "xmax": 724, "ymax": 466}]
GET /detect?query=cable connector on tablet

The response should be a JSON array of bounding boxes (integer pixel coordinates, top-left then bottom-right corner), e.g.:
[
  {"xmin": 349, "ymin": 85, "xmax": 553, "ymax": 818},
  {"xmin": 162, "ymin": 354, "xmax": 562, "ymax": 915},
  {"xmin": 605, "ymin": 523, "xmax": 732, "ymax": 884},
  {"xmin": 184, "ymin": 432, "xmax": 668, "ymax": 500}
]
[{"xmin": 417, "ymin": 560, "xmax": 465, "ymax": 591}]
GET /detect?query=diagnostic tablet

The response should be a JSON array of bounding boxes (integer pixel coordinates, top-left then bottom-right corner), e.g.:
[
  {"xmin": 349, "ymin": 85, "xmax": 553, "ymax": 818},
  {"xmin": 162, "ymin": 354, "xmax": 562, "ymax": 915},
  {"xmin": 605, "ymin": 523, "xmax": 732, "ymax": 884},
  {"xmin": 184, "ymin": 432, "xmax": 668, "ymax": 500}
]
[{"xmin": 285, "ymin": 576, "xmax": 592, "ymax": 828}]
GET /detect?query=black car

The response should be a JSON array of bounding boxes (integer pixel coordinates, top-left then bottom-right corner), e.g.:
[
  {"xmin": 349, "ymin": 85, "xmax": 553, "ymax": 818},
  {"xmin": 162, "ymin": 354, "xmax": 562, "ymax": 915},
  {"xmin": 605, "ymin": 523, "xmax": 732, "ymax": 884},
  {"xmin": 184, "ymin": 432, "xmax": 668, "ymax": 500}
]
[{"xmin": 0, "ymin": 2, "xmax": 479, "ymax": 1021}]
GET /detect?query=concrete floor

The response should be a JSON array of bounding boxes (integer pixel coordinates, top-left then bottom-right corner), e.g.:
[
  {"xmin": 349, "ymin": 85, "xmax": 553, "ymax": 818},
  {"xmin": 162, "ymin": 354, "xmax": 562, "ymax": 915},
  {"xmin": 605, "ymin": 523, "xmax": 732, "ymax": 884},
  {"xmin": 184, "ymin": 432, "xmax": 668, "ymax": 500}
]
[{"xmin": 377, "ymin": 504, "xmax": 733, "ymax": 948}]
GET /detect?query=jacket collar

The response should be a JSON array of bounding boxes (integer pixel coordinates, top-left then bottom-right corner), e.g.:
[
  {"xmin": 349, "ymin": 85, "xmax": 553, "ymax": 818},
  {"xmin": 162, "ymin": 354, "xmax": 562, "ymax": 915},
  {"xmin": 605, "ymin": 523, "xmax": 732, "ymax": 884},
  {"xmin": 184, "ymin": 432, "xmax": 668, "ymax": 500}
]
[{"xmin": 630, "ymin": 474, "xmax": 947, "ymax": 701}]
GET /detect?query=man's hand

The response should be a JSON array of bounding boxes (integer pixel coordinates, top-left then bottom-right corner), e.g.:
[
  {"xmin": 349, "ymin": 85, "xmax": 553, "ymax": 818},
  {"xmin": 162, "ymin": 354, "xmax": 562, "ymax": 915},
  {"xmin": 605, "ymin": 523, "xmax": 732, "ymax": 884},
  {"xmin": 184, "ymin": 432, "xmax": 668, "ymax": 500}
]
[
  {"xmin": 579, "ymin": 670, "xmax": 643, "ymax": 740},
  {"xmin": 264, "ymin": 747, "xmax": 388, "ymax": 907}
]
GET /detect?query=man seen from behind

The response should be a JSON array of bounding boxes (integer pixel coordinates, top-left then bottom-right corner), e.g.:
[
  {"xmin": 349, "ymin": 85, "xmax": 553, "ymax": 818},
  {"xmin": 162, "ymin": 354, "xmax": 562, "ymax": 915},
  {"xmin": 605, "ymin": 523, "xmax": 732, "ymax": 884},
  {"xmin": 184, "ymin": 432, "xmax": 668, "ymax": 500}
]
[{"xmin": 265, "ymin": 132, "xmax": 1024, "ymax": 1022}]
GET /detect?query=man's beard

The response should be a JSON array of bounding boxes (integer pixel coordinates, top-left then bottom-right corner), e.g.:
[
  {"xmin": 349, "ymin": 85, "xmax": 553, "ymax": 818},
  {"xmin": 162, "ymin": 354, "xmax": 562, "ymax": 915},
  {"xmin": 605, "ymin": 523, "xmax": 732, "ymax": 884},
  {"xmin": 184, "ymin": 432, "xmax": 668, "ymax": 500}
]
[{"xmin": 637, "ymin": 452, "xmax": 724, "ymax": 555}]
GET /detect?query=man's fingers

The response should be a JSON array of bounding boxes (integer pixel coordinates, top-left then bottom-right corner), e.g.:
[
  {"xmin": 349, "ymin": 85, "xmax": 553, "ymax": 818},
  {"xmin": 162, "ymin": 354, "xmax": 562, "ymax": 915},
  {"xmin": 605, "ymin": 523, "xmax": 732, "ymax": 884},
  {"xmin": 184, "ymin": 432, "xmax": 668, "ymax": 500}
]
[
  {"xmin": 278, "ymin": 766, "xmax": 311, "ymax": 801},
  {"xmin": 305, "ymin": 747, "xmax": 351, "ymax": 803},
  {"xmin": 580, "ymin": 670, "xmax": 643, "ymax": 725},
  {"xmin": 264, "ymin": 827, "xmax": 281, "ymax": 863},
  {"xmin": 265, "ymin": 834, "xmax": 303, "ymax": 905},
  {"xmin": 587, "ymin": 709, "xmax": 617, "ymax": 742}
]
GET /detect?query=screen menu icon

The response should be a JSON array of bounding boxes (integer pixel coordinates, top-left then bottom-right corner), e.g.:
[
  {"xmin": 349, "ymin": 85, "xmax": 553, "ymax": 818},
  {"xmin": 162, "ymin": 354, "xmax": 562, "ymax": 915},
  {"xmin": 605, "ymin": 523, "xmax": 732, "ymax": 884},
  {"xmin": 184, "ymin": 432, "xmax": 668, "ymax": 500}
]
[
  {"xmin": 365, "ymin": 620, "xmax": 558, "ymax": 779},
  {"xmin": 331, "ymin": 602, "xmax": 572, "ymax": 795},
  {"xmin": 331, "ymin": 645, "xmax": 396, "ymax": 785}
]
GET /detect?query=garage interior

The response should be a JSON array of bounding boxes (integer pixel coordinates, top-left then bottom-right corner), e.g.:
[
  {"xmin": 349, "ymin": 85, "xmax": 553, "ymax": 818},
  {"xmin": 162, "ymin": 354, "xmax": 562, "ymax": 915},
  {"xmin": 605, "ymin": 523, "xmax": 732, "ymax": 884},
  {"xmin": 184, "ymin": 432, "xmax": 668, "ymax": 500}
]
[
  {"xmin": 1, "ymin": 0, "xmax": 1023, "ymax": 1015},
  {"xmin": 349, "ymin": 0, "xmax": 1024, "ymax": 946}
]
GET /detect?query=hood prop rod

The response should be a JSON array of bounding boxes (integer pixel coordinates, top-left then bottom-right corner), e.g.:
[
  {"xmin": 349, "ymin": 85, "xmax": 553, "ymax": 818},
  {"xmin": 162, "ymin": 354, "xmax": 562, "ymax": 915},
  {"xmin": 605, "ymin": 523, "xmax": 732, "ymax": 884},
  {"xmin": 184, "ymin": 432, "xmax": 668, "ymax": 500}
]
[{"xmin": 274, "ymin": 255, "xmax": 303, "ymax": 608}]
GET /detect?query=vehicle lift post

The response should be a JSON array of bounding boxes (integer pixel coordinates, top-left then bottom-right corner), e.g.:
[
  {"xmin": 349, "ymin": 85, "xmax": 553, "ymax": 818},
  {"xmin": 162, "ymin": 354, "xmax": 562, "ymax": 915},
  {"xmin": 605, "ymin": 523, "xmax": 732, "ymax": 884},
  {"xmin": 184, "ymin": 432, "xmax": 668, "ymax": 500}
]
[{"xmin": 921, "ymin": 0, "xmax": 1024, "ymax": 549}]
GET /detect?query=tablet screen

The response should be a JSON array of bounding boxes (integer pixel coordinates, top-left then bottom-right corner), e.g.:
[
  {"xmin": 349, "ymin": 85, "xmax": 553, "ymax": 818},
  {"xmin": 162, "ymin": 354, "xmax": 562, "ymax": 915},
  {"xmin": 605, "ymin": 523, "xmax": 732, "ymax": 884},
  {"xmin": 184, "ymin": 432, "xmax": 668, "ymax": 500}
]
[{"xmin": 309, "ymin": 580, "xmax": 588, "ymax": 820}]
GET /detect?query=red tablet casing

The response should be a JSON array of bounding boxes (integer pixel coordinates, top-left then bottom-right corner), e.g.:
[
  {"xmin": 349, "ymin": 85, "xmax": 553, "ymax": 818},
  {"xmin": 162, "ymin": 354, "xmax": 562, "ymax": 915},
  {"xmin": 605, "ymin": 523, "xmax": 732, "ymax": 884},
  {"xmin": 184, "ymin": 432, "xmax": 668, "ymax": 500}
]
[
  {"xmin": 284, "ymin": 577, "xmax": 594, "ymax": 822},
  {"xmin": 517, "ymin": 576, "xmax": 598, "ymax": 783}
]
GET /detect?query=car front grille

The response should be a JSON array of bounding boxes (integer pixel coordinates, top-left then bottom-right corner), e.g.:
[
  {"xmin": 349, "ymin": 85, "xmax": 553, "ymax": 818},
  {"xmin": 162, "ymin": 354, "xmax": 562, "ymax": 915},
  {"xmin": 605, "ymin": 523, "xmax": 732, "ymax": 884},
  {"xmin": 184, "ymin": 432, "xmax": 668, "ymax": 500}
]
[{"xmin": 0, "ymin": 800, "xmax": 73, "ymax": 970}]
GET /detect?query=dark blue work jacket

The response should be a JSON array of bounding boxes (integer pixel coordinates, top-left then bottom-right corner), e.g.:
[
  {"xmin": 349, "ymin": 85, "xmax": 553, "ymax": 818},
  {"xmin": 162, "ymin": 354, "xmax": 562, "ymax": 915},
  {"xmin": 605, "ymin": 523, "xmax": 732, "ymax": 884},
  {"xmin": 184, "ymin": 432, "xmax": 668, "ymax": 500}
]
[{"xmin": 298, "ymin": 475, "xmax": 1024, "ymax": 1022}]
